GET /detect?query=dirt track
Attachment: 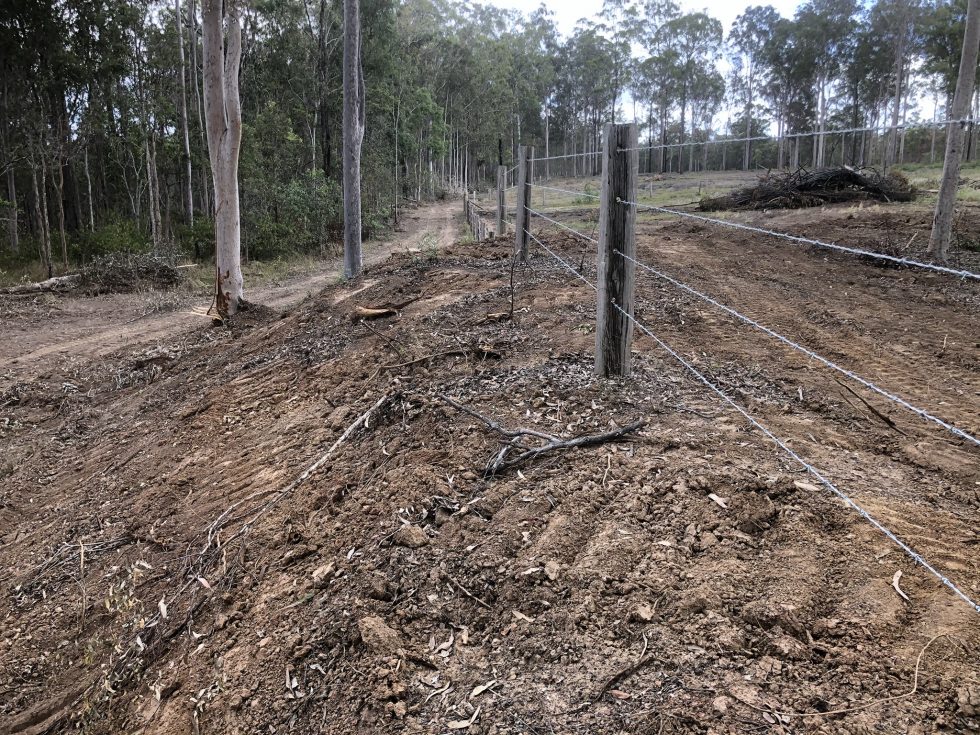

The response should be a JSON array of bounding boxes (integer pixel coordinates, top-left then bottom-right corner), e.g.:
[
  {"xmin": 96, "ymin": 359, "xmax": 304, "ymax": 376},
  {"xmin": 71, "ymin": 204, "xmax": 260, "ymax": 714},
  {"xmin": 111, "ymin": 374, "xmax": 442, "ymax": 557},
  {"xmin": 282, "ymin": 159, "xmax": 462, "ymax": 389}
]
[
  {"xmin": 0, "ymin": 201, "xmax": 458, "ymax": 382},
  {"xmin": 1, "ymin": 199, "xmax": 979, "ymax": 734}
]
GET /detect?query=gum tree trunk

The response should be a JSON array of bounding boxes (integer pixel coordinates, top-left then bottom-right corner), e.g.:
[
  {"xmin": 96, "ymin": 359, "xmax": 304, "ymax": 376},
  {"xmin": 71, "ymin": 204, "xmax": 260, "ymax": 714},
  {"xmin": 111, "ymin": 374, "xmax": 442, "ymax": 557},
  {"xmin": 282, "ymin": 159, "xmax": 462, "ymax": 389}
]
[
  {"xmin": 929, "ymin": 0, "xmax": 980, "ymax": 261},
  {"xmin": 203, "ymin": 0, "xmax": 244, "ymax": 316},
  {"xmin": 342, "ymin": 0, "xmax": 364, "ymax": 279}
]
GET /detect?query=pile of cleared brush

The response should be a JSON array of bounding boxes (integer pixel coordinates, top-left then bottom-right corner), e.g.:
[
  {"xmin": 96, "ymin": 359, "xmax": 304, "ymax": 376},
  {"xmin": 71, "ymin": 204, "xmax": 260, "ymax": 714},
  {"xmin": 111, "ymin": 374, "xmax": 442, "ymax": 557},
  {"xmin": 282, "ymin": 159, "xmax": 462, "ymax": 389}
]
[
  {"xmin": 78, "ymin": 253, "xmax": 183, "ymax": 294},
  {"xmin": 1, "ymin": 254, "xmax": 184, "ymax": 296},
  {"xmin": 700, "ymin": 167, "xmax": 914, "ymax": 211}
]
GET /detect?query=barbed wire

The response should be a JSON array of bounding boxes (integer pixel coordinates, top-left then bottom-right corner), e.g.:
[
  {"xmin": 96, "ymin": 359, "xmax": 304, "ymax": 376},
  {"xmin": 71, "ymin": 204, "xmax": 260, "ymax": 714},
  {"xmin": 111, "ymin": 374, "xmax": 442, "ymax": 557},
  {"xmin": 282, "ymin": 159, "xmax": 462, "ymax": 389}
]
[
  {"xmin": 530, "ymin": 184, "xmax": 602, "ymax": 200},
  {"xmin": 530, "ymin": 150, "xmax": 604, "ymax": 163},
  {"xmin": 612, "ymin": 300, "xmax": 980, "ymax": 615},
  {"xmin": 526, "ymin": 230, "xmax": 596, "ymax": 291},
  {"xmin": 526, "ymin": 233, "xmax": 979, "ymax": 614},
  {"xmin": 528, "ymin": 208, "xmax": 599, "ymax": 243},
  {"xmin": 616, "ymin": 118, "xmax": 976, "ymax": 153},
  {"xmin": 615, "ymin": 248, "xmax": 980, "ymax": 447},
  {"xmin": 618, "ymin": 198, "xmax": 980, "ymax": 281}
]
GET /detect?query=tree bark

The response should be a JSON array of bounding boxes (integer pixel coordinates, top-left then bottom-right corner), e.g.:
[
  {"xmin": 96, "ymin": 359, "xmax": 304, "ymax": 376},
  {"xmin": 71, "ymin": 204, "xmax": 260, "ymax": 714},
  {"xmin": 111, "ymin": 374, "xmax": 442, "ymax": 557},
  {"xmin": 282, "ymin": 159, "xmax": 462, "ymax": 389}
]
[
  {"xmin": 342, "ymin": 0, "xmax": 364, "ymax": 279},
  {"xmin": 1, "ymin": 76, "xmax": 17, "ymax": 254},
  {"xmin": 189, "ymin": 0, "xmax": 210, "ymax": 218},
  {"xmin": 176, "ymin": 0, "xmax": 194, "ymax": 227},
  {"xmin": 53, "ymin": 151, "xmax": 67, "ymax": 270},
  {"xmin": 929, "ymin": 0, "xmax": 980, "ymax": 261},
  {"xmin": 203, "ymin": 0, "xmax": 244, "ymax": 316},
  {"xmin": 32, "ymin": 154, "xmax": 52, "ymax": 279}
]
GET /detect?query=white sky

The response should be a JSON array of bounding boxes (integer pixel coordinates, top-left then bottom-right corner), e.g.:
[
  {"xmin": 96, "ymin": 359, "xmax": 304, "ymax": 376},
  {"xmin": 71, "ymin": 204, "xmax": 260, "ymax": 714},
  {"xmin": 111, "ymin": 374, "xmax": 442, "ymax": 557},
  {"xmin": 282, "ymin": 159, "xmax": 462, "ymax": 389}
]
[{"xmin": 484, "ymin": 0, "xmax": 804, "ymax": 37}]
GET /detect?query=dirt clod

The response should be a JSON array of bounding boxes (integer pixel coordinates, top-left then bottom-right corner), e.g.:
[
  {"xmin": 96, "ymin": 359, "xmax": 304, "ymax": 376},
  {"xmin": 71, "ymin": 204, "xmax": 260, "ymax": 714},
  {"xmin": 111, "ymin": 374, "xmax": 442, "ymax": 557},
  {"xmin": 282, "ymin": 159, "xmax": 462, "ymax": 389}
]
[
  {"xmin": 357, "ymin": 616, "xmax": 403, "ymax": 655},
  {"xmin": 393, "ymin": 524, "xmax": 430, "ymax": 548}
]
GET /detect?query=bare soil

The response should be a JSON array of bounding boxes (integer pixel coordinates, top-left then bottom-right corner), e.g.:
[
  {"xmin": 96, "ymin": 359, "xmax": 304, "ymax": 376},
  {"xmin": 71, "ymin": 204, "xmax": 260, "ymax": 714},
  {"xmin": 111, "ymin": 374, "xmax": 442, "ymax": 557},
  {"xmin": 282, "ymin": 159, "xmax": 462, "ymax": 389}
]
[
  {"xmin": 0, "ymin": 201, "xmax": 458, "ymax": 383},
  {"xmin": 1, "ymin": 199, "xmax": 978, "ymax": 735}
]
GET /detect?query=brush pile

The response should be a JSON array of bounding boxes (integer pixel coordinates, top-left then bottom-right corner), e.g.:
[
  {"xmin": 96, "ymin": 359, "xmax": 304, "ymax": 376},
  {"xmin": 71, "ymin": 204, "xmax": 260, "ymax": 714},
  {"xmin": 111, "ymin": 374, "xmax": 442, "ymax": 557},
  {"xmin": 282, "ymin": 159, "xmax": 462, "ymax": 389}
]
[
  {"xmin": 700, "ymin": 167, "xmax": 914, "ymax": 211},
  {"xmin": 79, "ymin": 253, "xmax": 183, "ymax": 294}
]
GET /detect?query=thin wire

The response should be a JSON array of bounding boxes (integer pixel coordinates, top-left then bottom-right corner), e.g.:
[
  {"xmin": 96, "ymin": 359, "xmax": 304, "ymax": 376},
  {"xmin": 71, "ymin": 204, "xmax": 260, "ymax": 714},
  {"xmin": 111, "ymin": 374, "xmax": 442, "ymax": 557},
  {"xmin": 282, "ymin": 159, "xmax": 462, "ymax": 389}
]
[
  {"xmin": 618, "ymin": 117, "xmax": 978, "ymax": 153},
  {"xmin": 617, "ymin": 248, "xmax": 980, "ymax": 447},
  {"xmin": 526, "ymin": 230, "xmax": 597, "ymax": 291},
  {"xmin": 531, "ymin": 150, "xmax": 604, "ymax": 163},
  {"xmin": 528, "ymin": 208, "xmax": 599, "ymax": 243},
  {"xmin": 618, "ymin": 198, "xmax": 980, "ymax": 281},
  {"xmin": 530, "ymin": 184, "xmax": 602, "ymax": 200},
  {"xmin": 614, "ymin": 300, "xmax": 980, "ymax": 614},
  {"xmin": 531, "ymin": 234, "xmax": 980, "ymax": 615}
]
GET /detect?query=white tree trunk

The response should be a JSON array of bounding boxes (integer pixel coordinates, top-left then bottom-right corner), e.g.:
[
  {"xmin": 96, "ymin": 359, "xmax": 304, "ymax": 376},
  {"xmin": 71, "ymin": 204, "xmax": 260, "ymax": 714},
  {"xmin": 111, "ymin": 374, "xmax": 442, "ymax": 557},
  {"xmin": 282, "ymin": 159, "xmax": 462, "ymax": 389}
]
[
  {"xmin": 203, "ymin": 0, "xmax": 244, "ymax": 316},
  {"xmin": 929, "ymin": 0, "xmax": 980, "ymax": 260},
  {"xmin": 342, "ymin": 0, "xmax": 364, "ymax": 279}
]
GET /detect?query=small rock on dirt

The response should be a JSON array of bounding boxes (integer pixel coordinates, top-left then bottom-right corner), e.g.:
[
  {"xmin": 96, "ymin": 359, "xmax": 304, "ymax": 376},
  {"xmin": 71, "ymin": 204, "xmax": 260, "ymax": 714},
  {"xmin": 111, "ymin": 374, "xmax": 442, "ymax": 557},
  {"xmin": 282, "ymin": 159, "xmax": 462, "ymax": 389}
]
[
  {"xmin": 740, "ymin": 599, "xmax": 804, "ymax": 637},
  {"xmin": 957, "ymin": 685, "xmax": 980, "ymax": 716},
  {"xmin": 358, "ymin": 616, "xmax": 403, "ymax": 654},
  {"xmin": 368, "ymin": 572, "xmax": 394, "ymax": 601},
  {"xmin": 393, "ymin": 524, "xmax": 429, "ymax": 548},
  {"xmin": 312, "ymin": 562, "xmax": 335, "ymax": 588}
]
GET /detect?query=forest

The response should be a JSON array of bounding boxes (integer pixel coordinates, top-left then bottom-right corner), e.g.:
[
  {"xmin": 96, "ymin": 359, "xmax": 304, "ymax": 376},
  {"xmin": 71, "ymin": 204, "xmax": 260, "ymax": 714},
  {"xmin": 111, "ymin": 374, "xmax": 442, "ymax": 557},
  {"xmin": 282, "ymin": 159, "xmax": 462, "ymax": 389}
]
[{"xmin": 1, "ymin": 0, "xmax": 979, "ymax": 278}]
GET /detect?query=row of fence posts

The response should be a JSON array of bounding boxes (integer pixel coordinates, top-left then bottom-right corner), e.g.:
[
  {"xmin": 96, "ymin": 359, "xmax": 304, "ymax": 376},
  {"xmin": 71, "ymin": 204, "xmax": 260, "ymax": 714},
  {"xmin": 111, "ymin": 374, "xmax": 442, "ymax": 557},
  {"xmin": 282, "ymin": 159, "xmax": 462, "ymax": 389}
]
[{"xmin": 462, "ymin": 123, "xmax": 639, "ymax": 379}]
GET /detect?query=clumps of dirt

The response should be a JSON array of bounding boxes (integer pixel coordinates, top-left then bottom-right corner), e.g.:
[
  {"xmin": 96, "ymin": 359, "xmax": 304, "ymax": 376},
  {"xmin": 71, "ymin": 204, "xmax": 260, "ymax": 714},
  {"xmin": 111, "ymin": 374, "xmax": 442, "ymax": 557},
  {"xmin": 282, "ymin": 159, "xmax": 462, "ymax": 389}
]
[
  {"xmin": 700, "ymin": 167, "xmax": 914, "ymax": 211},
  {"xmin": 1, "ymin": 229, "xmax": 979, "ymax": 735},
  {"xmin": 78, "ymin": 253, "xmax": 183, "ymax": 294}
]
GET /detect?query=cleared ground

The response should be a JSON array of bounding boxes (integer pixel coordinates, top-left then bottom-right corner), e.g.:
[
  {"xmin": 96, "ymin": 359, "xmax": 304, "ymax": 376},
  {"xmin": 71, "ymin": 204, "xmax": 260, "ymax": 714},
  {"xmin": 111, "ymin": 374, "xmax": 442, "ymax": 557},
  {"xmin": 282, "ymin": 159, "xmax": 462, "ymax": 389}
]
[{"xmin": 0, "ymin": 197, "xmax": 978, "ymax": 734}]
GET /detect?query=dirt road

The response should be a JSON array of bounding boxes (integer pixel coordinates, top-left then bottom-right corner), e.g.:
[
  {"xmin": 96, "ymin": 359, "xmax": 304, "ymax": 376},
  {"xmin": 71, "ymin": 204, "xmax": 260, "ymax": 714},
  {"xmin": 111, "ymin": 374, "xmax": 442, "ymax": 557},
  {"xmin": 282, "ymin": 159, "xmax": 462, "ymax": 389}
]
[{"xmin": 0, "ymin": 200, "xmax": 459, "ymax": 382}]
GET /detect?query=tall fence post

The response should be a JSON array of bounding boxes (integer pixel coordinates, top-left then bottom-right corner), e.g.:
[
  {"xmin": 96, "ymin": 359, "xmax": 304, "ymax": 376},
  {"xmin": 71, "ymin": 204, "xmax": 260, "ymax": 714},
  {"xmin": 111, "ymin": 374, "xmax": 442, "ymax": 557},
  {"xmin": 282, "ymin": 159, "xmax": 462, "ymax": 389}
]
[
  {"xmin": 496, "ymin": 165, "xmax": 505, "ymax": 238},
  {"xmin": 514, "ymin": 145, "xmax": 533, "ymax": 261},
  {"xmin": 595, "ymin": 123, "xmax": 638, "ymax": 378}
]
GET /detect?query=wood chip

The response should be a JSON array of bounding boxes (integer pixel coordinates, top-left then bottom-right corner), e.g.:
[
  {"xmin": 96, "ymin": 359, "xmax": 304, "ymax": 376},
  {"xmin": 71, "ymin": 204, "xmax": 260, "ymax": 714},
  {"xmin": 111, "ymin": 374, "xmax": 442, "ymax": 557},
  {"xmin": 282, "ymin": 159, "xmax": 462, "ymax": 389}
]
[
  {"xmin": 447, "ymin": 705, "xmax": 481, "ymax": 729},
  {"xmin": 892, "ymin": 570, "xmax": 910, "ymax": 602},
  {"xmin": 707, "ymin": 493, "xmax": 729, "ymax": 509}
]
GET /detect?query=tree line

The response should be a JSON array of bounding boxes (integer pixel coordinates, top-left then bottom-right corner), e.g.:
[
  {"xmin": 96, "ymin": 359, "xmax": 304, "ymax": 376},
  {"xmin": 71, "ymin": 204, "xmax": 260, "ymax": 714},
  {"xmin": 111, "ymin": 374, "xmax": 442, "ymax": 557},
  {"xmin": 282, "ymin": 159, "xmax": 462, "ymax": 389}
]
[{"xmin": 1, "ymin": 0, "xmax": 978, "ymax": 281}]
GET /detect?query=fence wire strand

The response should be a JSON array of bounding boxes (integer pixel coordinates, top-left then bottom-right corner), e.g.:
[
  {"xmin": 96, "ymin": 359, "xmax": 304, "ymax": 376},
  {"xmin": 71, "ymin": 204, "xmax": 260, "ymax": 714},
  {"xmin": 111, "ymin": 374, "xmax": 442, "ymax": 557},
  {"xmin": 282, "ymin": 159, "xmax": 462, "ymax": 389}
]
[
  {"xmin": 618, "ymin": 198, "xmax": 980, "ymax": 281},
  {"xmin": 530, "ymin": 184, "xmax": 602, "ymax": 200},
  {"xmin": 528, "ymin": 233, "xmax": 980, "ymax": 615},
  {"xmin": 614, "ymin": 118, "xmax": 978, "ymax": 154},
  {"xmin": 528, "ymin": 208, "xmax": 599, "ymax": 243},
  {"xmin": 615, "ymin": 248, "xmax": 980, "ymax": 447}
]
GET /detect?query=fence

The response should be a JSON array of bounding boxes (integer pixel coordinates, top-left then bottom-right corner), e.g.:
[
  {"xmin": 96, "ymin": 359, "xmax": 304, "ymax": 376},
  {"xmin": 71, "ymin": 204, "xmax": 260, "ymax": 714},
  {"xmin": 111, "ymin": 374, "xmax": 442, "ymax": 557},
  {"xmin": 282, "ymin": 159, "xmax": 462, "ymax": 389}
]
[{"xmin": 460, "ymin": 121, "xmax": 980, "ymax": 615}]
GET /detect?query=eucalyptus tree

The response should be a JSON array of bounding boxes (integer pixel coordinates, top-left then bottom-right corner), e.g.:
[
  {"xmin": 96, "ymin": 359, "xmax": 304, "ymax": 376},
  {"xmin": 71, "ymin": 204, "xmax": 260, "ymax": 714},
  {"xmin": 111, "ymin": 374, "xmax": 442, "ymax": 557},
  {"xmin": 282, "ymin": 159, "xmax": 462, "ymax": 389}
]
[
  {"xmin": 202, "ymin": 0, "xmax": 245, "ymax": 315},
  {"xmin": 794, "ymin": 0, "xmax": 858, "ymax": 167},
  {"xmin": 659, "ymin": 12, "xmax": 724, "ymax": 172},
  {"xmin": 729, "ymin": 6, "xmax": 779, "ymax": 169}
]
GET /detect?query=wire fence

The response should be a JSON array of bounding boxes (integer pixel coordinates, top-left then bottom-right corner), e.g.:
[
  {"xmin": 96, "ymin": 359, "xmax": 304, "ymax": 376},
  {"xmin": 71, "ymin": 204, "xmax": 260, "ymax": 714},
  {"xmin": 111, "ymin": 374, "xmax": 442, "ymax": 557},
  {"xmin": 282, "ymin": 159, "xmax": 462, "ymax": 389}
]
[
  {"xmin": 456, "ymin": 123, "xmax": 980, "ymax": 615},
  {"xmin": 525, "ymin": 206, "xmax": 980, "ymax": 615}
]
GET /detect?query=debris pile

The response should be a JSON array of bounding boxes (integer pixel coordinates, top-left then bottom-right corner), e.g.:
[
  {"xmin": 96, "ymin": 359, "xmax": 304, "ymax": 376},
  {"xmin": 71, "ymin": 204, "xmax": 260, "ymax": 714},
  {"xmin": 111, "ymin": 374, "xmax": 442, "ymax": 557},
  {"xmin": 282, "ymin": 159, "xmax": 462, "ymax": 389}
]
[
  {"xmin": 700, "ymin": 167, "xmax": 915, "ymax": 211},
  {"xmin": 79, "ymin": 253, "xmax": 183, "ymax": 294}
]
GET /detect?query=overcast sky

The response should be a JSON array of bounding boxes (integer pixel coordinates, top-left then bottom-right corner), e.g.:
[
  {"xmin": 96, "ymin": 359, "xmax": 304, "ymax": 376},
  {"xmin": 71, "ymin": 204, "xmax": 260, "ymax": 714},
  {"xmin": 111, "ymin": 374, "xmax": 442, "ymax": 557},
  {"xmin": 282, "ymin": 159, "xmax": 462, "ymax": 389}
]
[{"xmin": 484, "ymin": 0, "xmax": 804, "ymax": 37}]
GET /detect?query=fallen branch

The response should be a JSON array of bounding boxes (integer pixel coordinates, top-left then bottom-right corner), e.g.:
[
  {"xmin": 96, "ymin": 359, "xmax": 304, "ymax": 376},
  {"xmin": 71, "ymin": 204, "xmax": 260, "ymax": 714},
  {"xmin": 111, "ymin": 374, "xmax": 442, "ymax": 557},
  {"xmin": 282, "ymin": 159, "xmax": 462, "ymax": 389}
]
[
  {"xmin": 370, "ymin": 346, "xmax": 501, "ymax": 379},
  {"xmin": 437, "ymin": 394, "xmax": 644, "ymax": 475},
  {"xmin": 0, "ymin": 274, "xmax": 81, "ymax": 295},
  {"xmin": 834, "ymin": 379, "xmax": 905, "ymax": 435}
]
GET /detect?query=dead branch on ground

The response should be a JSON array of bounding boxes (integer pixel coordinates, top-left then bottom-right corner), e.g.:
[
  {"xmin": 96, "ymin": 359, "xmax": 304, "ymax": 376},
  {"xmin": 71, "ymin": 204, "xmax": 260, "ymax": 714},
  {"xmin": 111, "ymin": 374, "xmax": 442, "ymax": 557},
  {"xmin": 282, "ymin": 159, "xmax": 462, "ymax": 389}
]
[{"xmin": 437, "ymin": 394, "xmax": 644, "ymax": 475}]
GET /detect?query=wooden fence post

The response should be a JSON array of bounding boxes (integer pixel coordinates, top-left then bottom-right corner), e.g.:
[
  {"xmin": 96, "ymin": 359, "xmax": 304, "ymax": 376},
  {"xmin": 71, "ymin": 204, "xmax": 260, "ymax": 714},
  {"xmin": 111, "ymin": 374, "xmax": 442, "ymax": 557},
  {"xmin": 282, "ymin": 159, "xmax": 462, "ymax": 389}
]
[
  {"xmin": 514, "ymin": 145, "xmax": 533, "ymax": 261},
  {"xmin": 496, "ymin": 165, "xmax": 505, "ymax": 238},
  {"xmin": 595, "ymin": 123, "xmax": 638, "ymax": 378}
]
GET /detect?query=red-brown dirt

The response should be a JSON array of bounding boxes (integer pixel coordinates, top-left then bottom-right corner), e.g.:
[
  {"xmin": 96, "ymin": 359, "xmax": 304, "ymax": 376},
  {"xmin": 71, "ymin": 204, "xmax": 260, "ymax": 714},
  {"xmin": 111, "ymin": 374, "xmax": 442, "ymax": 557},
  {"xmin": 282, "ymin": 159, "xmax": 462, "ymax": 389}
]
[{"xmin": 1, "ymin": 200, "xmax": 978, "ymax": 735}]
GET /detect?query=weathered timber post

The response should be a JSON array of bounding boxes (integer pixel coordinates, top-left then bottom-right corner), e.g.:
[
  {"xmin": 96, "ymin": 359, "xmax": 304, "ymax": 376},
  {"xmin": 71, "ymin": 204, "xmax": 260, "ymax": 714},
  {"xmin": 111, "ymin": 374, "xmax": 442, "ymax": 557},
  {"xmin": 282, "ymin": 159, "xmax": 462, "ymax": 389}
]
[
  {"xmin": 595, "ymin": 123, "xmax": 638, "ymax": 378},
  {"xmin": 496, "ymin": 165, "xmax": 505, "ymax": 239},
  {"xmin": 514, "ymin": 145, "xmax": 533, "ymax": 262}
]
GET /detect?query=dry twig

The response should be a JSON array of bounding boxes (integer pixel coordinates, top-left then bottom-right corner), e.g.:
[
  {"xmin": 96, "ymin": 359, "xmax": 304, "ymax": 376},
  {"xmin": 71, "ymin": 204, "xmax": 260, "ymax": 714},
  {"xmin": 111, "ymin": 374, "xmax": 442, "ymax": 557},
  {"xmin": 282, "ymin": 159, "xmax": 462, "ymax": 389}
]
[{"xmin": 437, "ymin": 394, "xmax": 644, "ymax": 475}]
